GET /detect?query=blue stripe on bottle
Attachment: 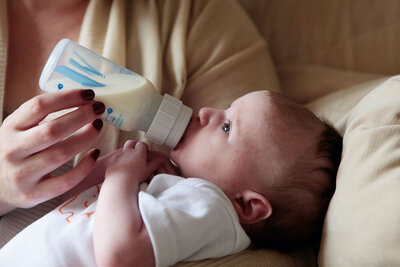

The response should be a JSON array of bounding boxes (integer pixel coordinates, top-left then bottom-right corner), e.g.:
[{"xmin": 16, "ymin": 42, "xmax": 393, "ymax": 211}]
[
  {"xmin": 69, "ymin": 58, "xmax": 104, "ymax": 77},
  {"xmin": 73, "ymin": 50, "xmax": 105, "ymax": 77},
  {"xmin": 54, "ymin": 65, "xmax": 105, "ymax": 87}
]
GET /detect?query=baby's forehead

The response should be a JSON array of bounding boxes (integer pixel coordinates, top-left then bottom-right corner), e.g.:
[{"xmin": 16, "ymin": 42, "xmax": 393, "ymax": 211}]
[
  {"xmin": 243, "ymin": 92, "xmax": 321, "ymax": 145},
  {"xmin": 234, "ymin": 91, "xmax": 321, "ymax": 138},
  {"xmin": 232, "ymin": 91, "xmax": 273, "ymax": 118},
  {"xmin": 231, "ymin": 92, "xmax": 324, "ymax": 183},
  {"xmin": 235, "ymin": 91, "xmax": 296, "ymax": 114},
  {"xmin": 263, "ymin": 92, "xmax": 320, "ymax": 127}
]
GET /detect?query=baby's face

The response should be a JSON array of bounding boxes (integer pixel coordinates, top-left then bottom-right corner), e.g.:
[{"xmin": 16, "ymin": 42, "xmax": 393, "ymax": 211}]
[{"xmin": 171, "ymin": 90, "xmax": 310, "ymax": 197}]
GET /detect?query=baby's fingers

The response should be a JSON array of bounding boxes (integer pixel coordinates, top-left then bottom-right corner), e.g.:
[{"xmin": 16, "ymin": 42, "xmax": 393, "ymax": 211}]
[
  {"xmin": 145, "ymin": 157, "xmax": 175, "ymax": 179},
  {"xmin": 123, "ymin": 140, "xmax": 138, "ymax": 150},
  {"xmin": 162, "ymin": 160, "xmax": 178, "ymax": 176},
  {"xmin": 124, "ymin": 140, "xmax": 148, "ymax": 159},
  {"xmin": 147, "ymin": 150, "xmax": 178, "ymax": 176}
]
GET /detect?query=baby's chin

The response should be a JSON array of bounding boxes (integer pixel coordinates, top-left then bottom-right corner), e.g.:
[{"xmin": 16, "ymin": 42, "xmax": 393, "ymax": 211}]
[
  {"xmin": 170, "ymin": 148, "xmax": 179, "ymax": 162},
  {"xmin": 169, "ymin": 152, "xmax": 190, "ymax": 178},
  {"xmin": 170, "ymin": 149, "xmax": 184, "ymax": 171}
]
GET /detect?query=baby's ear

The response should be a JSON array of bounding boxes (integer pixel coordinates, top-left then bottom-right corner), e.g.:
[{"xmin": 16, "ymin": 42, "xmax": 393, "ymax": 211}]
[{"xmin": 231, "ymin": 190, "xmax": 272, "ymax": 224}]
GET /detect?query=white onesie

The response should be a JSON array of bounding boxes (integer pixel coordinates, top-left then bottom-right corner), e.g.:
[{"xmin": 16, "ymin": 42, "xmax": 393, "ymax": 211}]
[{"xmin": 0, "ymin": 174, "xmax": 250, "ymax": 267}]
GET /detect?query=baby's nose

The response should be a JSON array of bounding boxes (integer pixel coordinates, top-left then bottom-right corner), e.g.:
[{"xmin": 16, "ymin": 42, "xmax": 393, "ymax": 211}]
[{"xmin": 198, "ymin": 107, "xmax": 213, "ymax": 126}]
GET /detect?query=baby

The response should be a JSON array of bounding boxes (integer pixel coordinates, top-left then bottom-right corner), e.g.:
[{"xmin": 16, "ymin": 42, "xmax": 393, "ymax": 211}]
[{"xmin": 0, "ymin": 91, "xmax": 342, "ymax": 267}]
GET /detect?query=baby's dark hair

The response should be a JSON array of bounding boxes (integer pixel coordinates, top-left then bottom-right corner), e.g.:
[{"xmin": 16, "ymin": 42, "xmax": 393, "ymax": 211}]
[{"xmin": 250, "ymin": 93, "xmax": 343, "ymax": 250}]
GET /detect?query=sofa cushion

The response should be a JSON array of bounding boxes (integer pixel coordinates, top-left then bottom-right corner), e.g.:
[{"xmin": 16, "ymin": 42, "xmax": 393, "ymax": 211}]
[
  {"xmin": 316, "ymin": 76, "xmax": 400, "ymax": 266},
  {"xmin": 306, "ymin": 77, "xmax": 389, "ymax": 131}
]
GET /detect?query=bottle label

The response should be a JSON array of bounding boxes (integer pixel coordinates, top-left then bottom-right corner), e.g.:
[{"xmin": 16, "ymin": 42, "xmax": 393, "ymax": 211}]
[{"xmin": 102, "ymin": 107, "xmax": 125, "ymax": 128}]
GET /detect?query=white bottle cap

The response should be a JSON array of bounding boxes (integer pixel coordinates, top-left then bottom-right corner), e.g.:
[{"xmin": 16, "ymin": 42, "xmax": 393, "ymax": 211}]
[{"xmin": 145, "ymin": 94, "xmax": 193, "ymax": 148}]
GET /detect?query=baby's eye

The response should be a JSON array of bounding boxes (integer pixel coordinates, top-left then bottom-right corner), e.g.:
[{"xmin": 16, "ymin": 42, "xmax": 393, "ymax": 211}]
[{"xmin": 223, "ymin": 120, "xmax": 231, "ymax": 134}]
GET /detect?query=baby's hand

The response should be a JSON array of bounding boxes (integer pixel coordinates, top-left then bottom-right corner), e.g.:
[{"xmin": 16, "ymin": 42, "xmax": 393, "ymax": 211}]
[{"xmin": 105, "ymin": 140, "xmax": 169, "ymax": 184}]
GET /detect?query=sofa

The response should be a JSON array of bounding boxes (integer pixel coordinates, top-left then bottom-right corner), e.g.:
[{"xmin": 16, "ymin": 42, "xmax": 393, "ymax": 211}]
[{"xmin": 177, "ymin": 0, "xmax": 400, "ymax": 266}]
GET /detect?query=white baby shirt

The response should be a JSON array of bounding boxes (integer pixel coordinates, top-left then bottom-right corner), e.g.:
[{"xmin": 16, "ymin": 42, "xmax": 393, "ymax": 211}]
[{"xmin": 0, "ymin": 174, "xmax": 250, "ymax": 267}]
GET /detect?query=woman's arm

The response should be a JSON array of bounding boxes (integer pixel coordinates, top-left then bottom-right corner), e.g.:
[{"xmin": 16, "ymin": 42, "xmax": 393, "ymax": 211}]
[{"xmin": 94, "ymin": 141, "xmax": 163, "ymax": 267}]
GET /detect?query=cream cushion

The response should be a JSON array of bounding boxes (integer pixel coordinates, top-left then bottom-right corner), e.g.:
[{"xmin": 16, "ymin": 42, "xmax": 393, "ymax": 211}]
[
  {"xmin": 313, "ymin": 76, "xmax": 400, "ymax": 266},
  {"xmin": 306, "ymin": 77, "xmax": 389, "ymax": 131}
]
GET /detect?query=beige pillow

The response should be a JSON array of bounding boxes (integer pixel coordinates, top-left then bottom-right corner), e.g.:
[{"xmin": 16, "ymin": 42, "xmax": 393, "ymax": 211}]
[
  {"xmin": 318, "ymin": 76, "xmax": 400, "ymax": 266},
  {"xmin": 306, "ymin": 77, "xmax": 389, "ymax": 130}
]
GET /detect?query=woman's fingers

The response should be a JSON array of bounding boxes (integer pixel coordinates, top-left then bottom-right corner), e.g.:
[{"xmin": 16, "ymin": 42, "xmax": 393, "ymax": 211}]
[
  {"xmin": 19, "ymin": 102, "xmax": 105, "ymax": 157},
  {"xmin": 7, "ymin": 89, "xmax": 95, "ymax": 130},
  {"xmin": 24, "ymin": 120, "xmax": 103, "ymax": 178},
  {"xmin": 34, "ymin": 148, "xmax": 101, "ymax": 204}
]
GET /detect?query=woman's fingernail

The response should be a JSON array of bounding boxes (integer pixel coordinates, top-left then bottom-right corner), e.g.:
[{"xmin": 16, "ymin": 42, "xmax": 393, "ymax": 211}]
[
  {"xmin": 92, "ymin": 102, "xmax": 105, "ymax": 115},
  {"xmin": 81, "ymin": 89, "xmax": 95, "ymax": 101},
  {"xmin": 92, "ymin": 119, "xmax": 103, "ymax": 131},
  {"xmin": 91, "ymin": 149, "xmax": 101, "ymax": 161}
]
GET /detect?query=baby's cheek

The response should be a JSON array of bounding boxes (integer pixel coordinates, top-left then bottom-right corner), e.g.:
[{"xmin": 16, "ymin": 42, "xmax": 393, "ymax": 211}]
[
  {"xmin": 199, "ymin": 158, "xmax": 212, "ymax": 169},
  {"xmin": 197, "ymin": 154, "xmax": 218, "ymax": 172},
  {"xmin": 177, "ymin": 151, "xmax": 211, "ymax": 177}
]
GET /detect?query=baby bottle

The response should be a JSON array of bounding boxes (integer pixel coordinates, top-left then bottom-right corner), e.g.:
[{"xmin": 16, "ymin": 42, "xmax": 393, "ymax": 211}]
[{"xmin": 39, "ymin": 39, "xmax": 192, "ymax": 148}]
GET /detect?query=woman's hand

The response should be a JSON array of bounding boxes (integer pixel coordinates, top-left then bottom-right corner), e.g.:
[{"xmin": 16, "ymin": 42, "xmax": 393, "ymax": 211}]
[{"xmin": 0, "ymin": 89, "xmax": 105, "ymax": 215}]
